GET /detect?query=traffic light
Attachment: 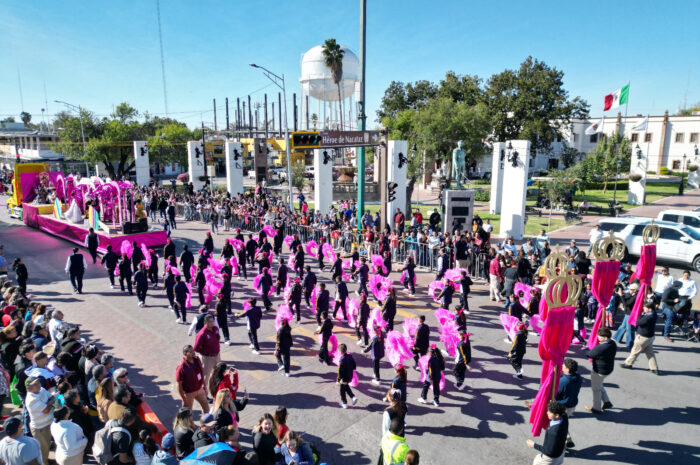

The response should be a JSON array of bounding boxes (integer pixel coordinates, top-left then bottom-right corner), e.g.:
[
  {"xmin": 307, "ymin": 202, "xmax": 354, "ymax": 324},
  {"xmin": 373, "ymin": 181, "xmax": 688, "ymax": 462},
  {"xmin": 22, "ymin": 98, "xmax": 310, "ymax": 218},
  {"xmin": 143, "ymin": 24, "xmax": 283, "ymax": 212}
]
[
  {"xmin": 387, "ymin": 182, "xmax": 398, "ymax": 202},
  {"xmin": 195, "ymin": 147, "xmax": 202, "ymax": 159},
  {"xmin": 322, "ymin": 150, "xmax": 331, "ymax": 165},
  {"xmin": 291, "ymin": 131, "xmax": 321, "ymax": 149},
  {"xmin": 233, "ymin": 148, "xmax": 240, "ymax": 161},
  {"xmin": 398, "ymin": 152, "xmax": 407, "ymax": 169},
  {"xmin": 140, "ymin": 146, "xmax": 148, "ymax": 157}
]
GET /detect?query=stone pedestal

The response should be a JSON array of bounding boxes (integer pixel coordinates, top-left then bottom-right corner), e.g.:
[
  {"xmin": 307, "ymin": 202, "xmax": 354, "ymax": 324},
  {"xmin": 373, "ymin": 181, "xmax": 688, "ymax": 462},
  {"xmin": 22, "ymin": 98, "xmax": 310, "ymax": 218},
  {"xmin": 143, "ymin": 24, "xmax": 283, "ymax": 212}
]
[
  {"xmin": 133, "ymin": 141, "xmax": 150, "ymax": 186},
  {"xmin": 443, "ymin": 189, "xmax": 474, "ymax": 234},
  {"xmin": 314, "ymin": 148, "xmax": 333, "ymax": 215},
  {"xmin": 386, "ymin": 140, "xmax": 408, "ymax": 227},
  {"xmin": 498, "ymin": 140, "xmax": 530, "ymax": 240},
  {"xmin": 225, "ymin": 142, "xmax": 244, "ymax": 196},
  {"xmin": 187, "ymin": 141, "xmax": 206, "ymax": 191},
  {"xmin": 490, "ymin": 142, "xmax": 505, "ymax": 214}
]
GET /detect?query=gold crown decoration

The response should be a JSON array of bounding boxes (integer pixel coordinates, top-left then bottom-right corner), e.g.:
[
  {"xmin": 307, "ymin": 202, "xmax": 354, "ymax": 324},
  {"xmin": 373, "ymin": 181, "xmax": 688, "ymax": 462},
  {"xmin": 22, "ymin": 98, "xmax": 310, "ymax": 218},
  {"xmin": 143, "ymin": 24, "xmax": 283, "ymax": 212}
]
[
  {"xmin": 543, "ymin": 246, "xmax": 569, "ymax": 280},
  {"xmin": 592, "ymin": 230, "xmax": 626, "ymax": 262},
  {"xmin": 642, "ymin": 219, "xmax": 660, "ymax": 245},
  {"xmin": 544, "ymin": 274, "xmax": 583, "ymax": 309}
]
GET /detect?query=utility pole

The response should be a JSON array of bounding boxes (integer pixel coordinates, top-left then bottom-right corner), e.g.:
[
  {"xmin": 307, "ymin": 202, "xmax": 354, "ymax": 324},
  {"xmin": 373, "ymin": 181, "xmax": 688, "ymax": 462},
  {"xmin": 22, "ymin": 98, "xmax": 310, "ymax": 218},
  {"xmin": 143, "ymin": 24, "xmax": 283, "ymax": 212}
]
[
  {"xmin": 213, "ymin": 99, "xmax": 217, "ymax": 132},
  {"xmin": 248, "ymin": 95, "xmax": 253, "ymax": 137},
  {"xmin": 264, "ymin": 94, "xmax": 269, "ymax": 139},
  {"xmin": 356, "ymin": 0, "xmax": 368, "ymax": 231},
  {"xmin": 225, "ymin": 98, "xmax": 230, "ymax": 136}
]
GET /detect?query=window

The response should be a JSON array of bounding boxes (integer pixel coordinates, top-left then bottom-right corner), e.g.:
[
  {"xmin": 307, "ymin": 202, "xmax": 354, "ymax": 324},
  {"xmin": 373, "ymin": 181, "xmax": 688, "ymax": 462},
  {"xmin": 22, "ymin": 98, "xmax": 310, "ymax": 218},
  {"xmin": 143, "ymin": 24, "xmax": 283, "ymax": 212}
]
[
  {"xmin": 589, "ymin": 134, "xmax": 598, "ymax": 143},
  {"xmin": 630, "ymin": 133, "xmax": 639, "ymax": 142},
  {"xmin": 682, "ymin": 216, "xmax": 700, "ymax": 228},
  {"xmin": 631, "ymin": 225, "xmax": 646, "ymax": 236},
  {"xmin": 672, "ymin": 160, "xmax": 681, "ymax": 170},
  {"xmin": 661, "ymin": 214, "xmax": 679, "ymax": 223},
  {"xmin": 600, "ymin": 222, "xmax": 628, "ymax": 233},
  {"xmin": 644, "ymin": 133, "xmax": 653, "ymax": 142},
  {"xmin": 573, "ymin": 133, "xmax": 578, "ymax": 142},
  {"xmin": 659, "ymin": 228, "xmax": 683, "ymax": 241},
  {"xmin": 691, "ymin": 133, "xmax": 698, "ymax": 143},
  {"xmin": 675, "ymin": 133, "xmax": 684, "ymax": 143}
]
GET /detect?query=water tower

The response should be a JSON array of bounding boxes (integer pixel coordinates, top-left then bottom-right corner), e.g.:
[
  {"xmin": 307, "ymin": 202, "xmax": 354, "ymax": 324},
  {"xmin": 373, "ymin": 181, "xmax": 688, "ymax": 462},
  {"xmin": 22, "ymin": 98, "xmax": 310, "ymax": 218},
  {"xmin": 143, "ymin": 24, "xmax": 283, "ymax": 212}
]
[{"xmin": 299, "ymin": 45, "xmax": 360, "ymax": 132}]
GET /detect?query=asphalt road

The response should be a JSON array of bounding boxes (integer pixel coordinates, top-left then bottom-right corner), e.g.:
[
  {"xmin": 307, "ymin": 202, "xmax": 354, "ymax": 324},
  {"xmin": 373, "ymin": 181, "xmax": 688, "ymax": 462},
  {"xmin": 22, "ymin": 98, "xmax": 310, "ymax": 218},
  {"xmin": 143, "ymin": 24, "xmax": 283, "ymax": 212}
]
[{"xmin": 1, "ymin": 198, "xmax": 698, "ymax": 465}]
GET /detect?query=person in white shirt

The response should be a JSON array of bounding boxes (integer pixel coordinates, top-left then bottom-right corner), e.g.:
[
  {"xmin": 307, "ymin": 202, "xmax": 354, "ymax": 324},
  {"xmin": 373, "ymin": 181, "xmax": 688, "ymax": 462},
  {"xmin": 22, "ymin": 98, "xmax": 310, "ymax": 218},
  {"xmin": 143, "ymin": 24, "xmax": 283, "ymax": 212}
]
[
  {"xmin": 0, "ymin": 416, "xmax": 42, "ymax": 465},
  {"xmin": 653, "ymin": 267, "xmax": 675, "ymax": 298},
  {"xmin": 483, "ymin": 219, "xmax": 493, "ymax": 233},
  {"xmin": 50, "ymin": 405, "xmax": 87, "ymax": 465},
  {"xmin": 536, "ymin": 229, "xmax": 549, "ymax": 253},
  {"xmin": 678, "ymin": 270, "xmax": 697, "ymax": 308},
  {"xmin": 25, "ymin": 377, "xmax": 53, "ymax": 465},
  {"xmin": 48, "ymin": 311, "xmax": 69, "ymax": 344},
  {"xmin": 589, "ymin": 224, "xmax": 604, "ymax": 248}
]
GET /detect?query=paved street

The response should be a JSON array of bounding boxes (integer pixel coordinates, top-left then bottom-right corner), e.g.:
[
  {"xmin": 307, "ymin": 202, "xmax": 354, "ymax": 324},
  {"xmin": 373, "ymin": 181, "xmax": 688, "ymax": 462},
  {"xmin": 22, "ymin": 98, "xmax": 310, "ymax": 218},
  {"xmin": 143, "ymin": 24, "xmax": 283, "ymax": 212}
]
[{"xmin": 1, "ymin": 195, "xmax": 699, "ymax": 465}]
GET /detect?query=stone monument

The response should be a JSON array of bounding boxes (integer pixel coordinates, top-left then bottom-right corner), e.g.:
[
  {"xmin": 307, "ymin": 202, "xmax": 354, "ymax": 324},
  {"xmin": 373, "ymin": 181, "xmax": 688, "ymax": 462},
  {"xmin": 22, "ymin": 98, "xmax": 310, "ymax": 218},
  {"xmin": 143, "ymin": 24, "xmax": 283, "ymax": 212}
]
[
  {"xmin": 187, "ymin": 141, "xmax": 206, "ymax": 191},
  {"xmin": 628, "ymin": 146, "xmax": 647, "ymax": 205},
  {"xmin": 225, "ymin": 141, "xmax": 244, "ymax": 196},
  {"xmin": 133, "ymin": 141, "xmax": 150, "ymax": 187},
  {"xmin": 489, "ymin": 142, "xmax": 505, "ymax": 214},
  {"xmin": 498, "ymin": 140, "xmax": 530, "ymax": 240}
]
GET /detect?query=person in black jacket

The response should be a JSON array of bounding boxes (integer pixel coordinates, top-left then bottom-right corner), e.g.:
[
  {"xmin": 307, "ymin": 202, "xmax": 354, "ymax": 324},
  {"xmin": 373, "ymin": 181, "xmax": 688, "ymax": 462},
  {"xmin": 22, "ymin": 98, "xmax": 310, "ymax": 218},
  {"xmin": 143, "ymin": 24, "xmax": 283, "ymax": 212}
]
[
  {"xmin": 508, "ymin": 324, "xmax": 528, "ymax": 379},
  {"xmin": 303, "ymin": 266, "xmax": 316, "ymax": 307},
  {"xmin": 65, "ymin": 247, "xmax": 87, "ymax": 294},
  {"xmin": 118, "ymin": 253, "xmax": 133, "ymax": 295},
  {"xmin": 330, "ymin": 256, "xmax": 343, "ymax": 281},
  {"xmin": 583, "ymin": 327, "xmax": 617, "ymax": 413},
  {"xmin": 355, "ymin": 293, "xmax": 371, "ymax": 346},
  {"xmin": 288, "ymin": 278, "xmax": 303, "ymax": 323},
  {"xmin": 458, "ymin": 270, "xmax": 473, "ymax": 311},
  {"xmin": 131, "ymin": 241, "xmax": 145, "ymax": 273},
  {"xmin": 382, "ymin": 251, "xmax": 392, "ymax": 278},
  {"xmin": 275, "ymin": 319, "xmax": 293, "ymax": 376},
  {"xmin": 315, "ymin": 283, "xmax": 330, "ymax": 327},
  {"xmin": 333, "ymin": 276, "xmax": 348, "ymax": 321},
  {"xmin": 526, "ymin": 401, "xmax": 569, "ymax": 464},
  {"xmin": 381, "ymin": 287, "xmax": 397, "ymax": 331},
  {"xmin": 336, "ymin": 344, "xmax": 357, "ymax": 408},
  {"xmin": 454, "ymin": 331, "xmax": 472, "ymax": 390},
  {"xmin": 317, "ymin": 237, "xmax": 327, "ymax": 271},
  {"xmin": 180, "ymin": 245, "xmax": 194, "ymax": 282},
  {"xmin": 215, "ymin": 294, "xmax": 231, "ymax": 345},
  {"xmin": 101, "ymin": 245, "xmax": 119, "ymax": 288},
  {"xmin": 203, "ymin": 232, "xmax": 214, "ymax": 256},
  {"xmin": 235, "ymin": 298, "xmax": 262, "ymax": 354},
  {"xmin": 412, "ymin": 316, "xmax": 430, "ymax": 369},
  {"xmin": 315, "ymin": 311, "xmax": 333, "ymax": 365},
  {"xmin": 275, "ymin": 257, "xmax": 288, "ymax": 296},
  {"xmin": 255, "ymin": 251, "xmax": 270, "ymax": 275},
  {"xmin": 235, "ymin": 240, "xmax": 247, "ymax": 280},
  {"xmin": 84, "ymin": 228, "xmax": 99, "ymax": 264},
  {"xmin": 418, "ymin": 345, "xmax": 445, "ymax": 407},
  {"xmin": 173, "ymin": 275, "xmax": 189, "ymax": 324},
  {"xmin": 400, "ymin": 257, "xmax": 416, "ymax": 296},
  {"xmin": 273, "ymin": 228, "xmax": 283, "ymax": 256},
  {"xmin": 195, "ymin": 265, "xmax": 206, "ymax": 306},
  {"xmin": 355, "ymin": 257, "xmax": 369, "ymax": 297},
  {"xmin": 437, "ymin": 280, "xmax": 454, "ymax": 310},
  {"xmin": 12, "ymin": 258, "xmax": 28, "ymax": 295},
  {"xmin": 147, "ymin": 249, "xmax": 159, "ymax": 287},
  {"xmin": 133, "ymin": 263, "xmax": 149, "ymax": 307},
  {"xmin": 164, "ymin": 269, "xmax": 176, "ymax": 309},
  {"xmin": 293, "ymin": 245, "xmax": 305, "ymax": 279},
  {"xmin": 259, "ymin": 268, "xmax": 273, "ymax": 312},
  {"xmin": 363, "ymin": 327, "xmax": 384, "ymax": 385},
  {"xmin": 621, "ymin": 303, "xmax": 659, "ymax": 374},
  {"xmin": 163, "ymin": 238, "xmax": 176, "ymax": 266}
]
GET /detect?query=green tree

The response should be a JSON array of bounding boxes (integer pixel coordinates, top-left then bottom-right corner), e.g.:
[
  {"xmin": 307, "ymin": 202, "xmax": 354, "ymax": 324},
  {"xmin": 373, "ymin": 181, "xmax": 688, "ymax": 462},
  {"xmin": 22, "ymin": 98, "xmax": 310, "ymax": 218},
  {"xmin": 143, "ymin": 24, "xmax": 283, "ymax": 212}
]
[
  {"xmin": 52, "ymin": 109, "xmax": 102, "ymax": 160},
  {"xmin": 20, "ymin": 112, "xmax": 31, "ymax": 125},
  {"xmin": 376, "ymin": 80, "xmax": 437, "ymax": 121},
  {"xmin": 322, "ymin": 38, "xmax": 345, "ymax": 130},
  {"xmin": 291, "ymin": 161, "xmax": 307, "ymax": 192},
  {"xmin": 560, "ymin": 145, "xmax": 583, "ymax": 169},
  {"xmin": 541, "ymin": 169, "xmax": 578, "ymax": 227},
  {"xmin": 485, "ymin": 56, "xmax": 589, "ymax": 154},
  {"xmin": 588, "ymin": 132, "xmax": 632, "ymax": 192},
  {"xmin": 1, "ymin": 117, "xmax": 16, "ymax": 123},
  {"xmin": 437, "ymin": 71, "xmax": 483, "ymax": 106},
  {"xmin": 148, "ymin": 123, "xmax": 193, "ymax": 167}
]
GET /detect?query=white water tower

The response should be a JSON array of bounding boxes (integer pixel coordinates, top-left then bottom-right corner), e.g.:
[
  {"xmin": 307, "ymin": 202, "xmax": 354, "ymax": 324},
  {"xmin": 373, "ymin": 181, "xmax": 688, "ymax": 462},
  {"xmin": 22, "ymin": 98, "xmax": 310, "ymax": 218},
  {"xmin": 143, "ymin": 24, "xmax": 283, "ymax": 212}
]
[{"xmin": 299, "ymin": 45, "xmax": 360, "ymax": 131}]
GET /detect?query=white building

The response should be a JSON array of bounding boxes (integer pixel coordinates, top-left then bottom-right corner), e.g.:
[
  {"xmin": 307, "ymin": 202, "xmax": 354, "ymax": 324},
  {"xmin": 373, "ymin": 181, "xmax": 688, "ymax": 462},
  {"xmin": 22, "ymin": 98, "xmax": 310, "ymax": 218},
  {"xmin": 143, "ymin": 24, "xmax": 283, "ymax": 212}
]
[
  {"xmin": 0, "ymin": 122, "xmax": 64, "ymax": 164},
  {"xmin": 474, "ymin": 111, "xmax": 700, "ymax": 175}
]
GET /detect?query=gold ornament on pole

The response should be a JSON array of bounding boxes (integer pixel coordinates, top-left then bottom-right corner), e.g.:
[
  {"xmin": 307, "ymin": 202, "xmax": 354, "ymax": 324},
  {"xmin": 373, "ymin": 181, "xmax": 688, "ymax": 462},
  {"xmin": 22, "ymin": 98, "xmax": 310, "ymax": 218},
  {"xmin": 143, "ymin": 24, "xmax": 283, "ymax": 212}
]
[
  {"xmin": 543, "ymin": 246, "xmax": 569, "ymax": 280},
  {"xmin": 642, "ymin": 219, "xmax": 660, "ymax": 245},
  {"xmin": 544, "ymin": 274, "xmax": 583, "ymax": 310},
  {"xmin": 591, "ymin": 230, "xmax": 626, "ymax": 262}
]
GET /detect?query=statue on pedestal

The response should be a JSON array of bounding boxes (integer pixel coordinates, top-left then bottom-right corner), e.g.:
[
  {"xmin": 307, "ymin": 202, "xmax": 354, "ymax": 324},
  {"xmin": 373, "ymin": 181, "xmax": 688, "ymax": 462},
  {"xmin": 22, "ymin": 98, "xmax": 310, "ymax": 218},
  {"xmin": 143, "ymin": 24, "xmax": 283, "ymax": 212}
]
[{"xmin": 451, "ymin": 140, "xmax": 467, "ymax": 188}]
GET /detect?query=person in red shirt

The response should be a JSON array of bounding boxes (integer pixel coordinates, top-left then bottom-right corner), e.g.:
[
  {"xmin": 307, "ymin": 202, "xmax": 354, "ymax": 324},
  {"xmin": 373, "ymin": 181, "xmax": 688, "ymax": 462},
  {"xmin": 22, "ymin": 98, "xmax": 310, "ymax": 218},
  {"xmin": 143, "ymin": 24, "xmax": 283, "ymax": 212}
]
[
  {"xmin": 394, "ymin": 208, "xmax": 405, "ymax": 235},
  {"xmin": 193, "ymin": 314, "xmax": 221, "ymax": 394},
  {"xmin": 413, "ymin": 209, "xmax": 423, "ymax": 226},
  {"xmin": 208, "ymin": 361, "xmax": 239, "ymax": 401},
  {"xmin": 175, "ymin": 344, "xmax": 210, "ymax": 414}
]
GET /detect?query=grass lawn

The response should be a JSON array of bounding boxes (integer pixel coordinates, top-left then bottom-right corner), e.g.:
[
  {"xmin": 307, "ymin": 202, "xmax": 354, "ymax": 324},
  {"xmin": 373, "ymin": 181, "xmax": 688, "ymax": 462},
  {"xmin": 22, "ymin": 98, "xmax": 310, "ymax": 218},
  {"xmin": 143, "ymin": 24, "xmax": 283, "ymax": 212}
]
[{"xmin": 572, "ymin": 181, "xmax": 680, "ymax": 213}]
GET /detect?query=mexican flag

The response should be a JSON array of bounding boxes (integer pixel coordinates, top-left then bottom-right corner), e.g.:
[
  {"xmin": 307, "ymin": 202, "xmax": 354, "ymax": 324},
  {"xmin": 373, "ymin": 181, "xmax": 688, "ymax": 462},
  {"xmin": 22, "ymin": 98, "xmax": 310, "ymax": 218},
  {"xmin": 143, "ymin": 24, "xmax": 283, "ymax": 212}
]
[{"xmin": 604, "ymin": 84, "xmax": 629, "ymax": 111}]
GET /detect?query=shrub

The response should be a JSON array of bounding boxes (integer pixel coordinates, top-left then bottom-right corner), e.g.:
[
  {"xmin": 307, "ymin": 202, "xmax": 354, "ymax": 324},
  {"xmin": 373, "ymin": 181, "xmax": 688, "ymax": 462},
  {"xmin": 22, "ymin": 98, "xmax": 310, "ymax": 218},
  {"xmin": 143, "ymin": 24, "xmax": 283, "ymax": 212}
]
[
  {"xmin": 473, "ymin": 189, "xmax": 490, "ymax": 202},
  {"xmin": 471, "ymin": 179, "xmax": 491, "ymax": 185},
  {"xmin": 688, "ymin": 165, "xmax": 698, "ymax": 172},
  {"xmin": 659, "ymin": 166, "xmax": 670, "ymax": 175}
]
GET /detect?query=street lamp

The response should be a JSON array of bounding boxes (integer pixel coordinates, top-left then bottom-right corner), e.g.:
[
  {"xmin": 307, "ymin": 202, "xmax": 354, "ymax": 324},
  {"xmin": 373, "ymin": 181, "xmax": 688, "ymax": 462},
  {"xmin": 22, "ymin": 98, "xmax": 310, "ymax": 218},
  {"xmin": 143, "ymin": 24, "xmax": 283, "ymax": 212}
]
[
  {"xmin": 250, "ymin": 63, "xmax": 293, "ymax": 210},
  {"xmin": 55, "ymin": 100, "xmax": 89, "ymax": 176},
  {"xmin": 679, "ymin": 153, "xmax": 687, "ymax": 195}
]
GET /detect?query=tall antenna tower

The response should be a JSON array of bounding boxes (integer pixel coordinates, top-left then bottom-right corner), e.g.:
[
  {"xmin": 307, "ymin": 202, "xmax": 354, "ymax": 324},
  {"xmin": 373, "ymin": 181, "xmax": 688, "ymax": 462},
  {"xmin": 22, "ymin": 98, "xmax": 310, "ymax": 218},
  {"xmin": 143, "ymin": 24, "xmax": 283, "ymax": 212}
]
[{"xmin": 156, "ymin": 0, "xmax": 169, "ymax": 116}]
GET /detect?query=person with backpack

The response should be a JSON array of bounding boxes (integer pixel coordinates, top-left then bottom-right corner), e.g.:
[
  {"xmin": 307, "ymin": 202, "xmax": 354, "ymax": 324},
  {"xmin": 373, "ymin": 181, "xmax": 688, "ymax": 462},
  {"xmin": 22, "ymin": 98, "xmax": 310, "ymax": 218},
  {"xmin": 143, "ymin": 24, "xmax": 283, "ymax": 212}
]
[{"xmin": 93, "ymin": 407, "xmax": 136, "ymax": 465}]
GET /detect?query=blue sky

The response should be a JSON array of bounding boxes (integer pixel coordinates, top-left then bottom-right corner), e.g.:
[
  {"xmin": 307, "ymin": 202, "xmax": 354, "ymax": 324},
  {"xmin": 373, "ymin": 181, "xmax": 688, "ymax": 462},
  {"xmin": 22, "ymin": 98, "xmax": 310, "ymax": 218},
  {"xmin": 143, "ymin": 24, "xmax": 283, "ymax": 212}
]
[{"xmin": 1, "ymin": 0, "xmax": 699, "ymax": 130}]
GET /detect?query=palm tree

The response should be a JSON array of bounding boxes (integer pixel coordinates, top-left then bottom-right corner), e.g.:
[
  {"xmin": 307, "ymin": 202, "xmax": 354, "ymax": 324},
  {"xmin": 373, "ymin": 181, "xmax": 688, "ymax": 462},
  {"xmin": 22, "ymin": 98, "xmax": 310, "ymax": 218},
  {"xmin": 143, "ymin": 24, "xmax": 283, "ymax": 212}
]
[{"xmin": 322, "ymin": 38, "xmax": 345, "ymax": 130}]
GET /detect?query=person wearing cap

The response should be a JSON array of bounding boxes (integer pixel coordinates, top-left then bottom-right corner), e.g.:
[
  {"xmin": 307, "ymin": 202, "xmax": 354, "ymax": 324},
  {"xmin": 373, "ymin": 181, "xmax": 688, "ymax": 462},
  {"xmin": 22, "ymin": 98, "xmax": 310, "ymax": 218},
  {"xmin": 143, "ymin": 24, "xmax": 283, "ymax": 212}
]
[
  {"xmin": 64, "ymin": 247, "xmax": 87, "ymax": 294},
  {"xmin": 25, "ymin": 377, "xmax": 53, "ymax": 465},
  {"xmin": 175, "ymin": 345, "xmax": 210, "ymax": 414},
  {"xmin": 613, "ymin": 282, "xmax": 639, "ymax": 349},
  {"xmin": 151, "ymin": 432, "xmax": 178, "ymax": 465},
  {"xmin": 50, "ymin": 404, "xmax": 87, "ymax": 465},
  {"xmin": 193, "ymin": 413, "xmax": 218, "ymax": 448},
  {"xmin": 0, "ymin": 416, "xmax": 42, "ymax": 465},
  {"xmin": 193, "ymin": 315, "xmax": 221, "ymax": 390},
  {"xmin": 30, "ymin": 324, "xmax": 49, "ymax": 352}
]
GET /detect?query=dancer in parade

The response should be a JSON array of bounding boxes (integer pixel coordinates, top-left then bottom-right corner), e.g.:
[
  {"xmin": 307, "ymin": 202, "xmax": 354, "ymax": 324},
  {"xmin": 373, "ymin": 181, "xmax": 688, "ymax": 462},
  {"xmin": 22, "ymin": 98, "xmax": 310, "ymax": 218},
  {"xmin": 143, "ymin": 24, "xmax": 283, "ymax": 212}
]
[
  {"xmin": 336, "ymin": 344, "xmax": 357, "ymax": 408},
  {"xmin": 418, "ymin": 345, "xmax": 445, "ymax": 407}
]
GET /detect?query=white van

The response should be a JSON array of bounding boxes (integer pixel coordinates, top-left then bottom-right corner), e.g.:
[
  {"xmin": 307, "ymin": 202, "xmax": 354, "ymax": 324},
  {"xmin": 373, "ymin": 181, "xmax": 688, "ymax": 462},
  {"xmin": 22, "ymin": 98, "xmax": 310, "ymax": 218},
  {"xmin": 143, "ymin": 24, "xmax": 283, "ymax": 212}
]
[
  {"xmin": 656, "ymin": 209, "xmax": 700, "ymax": 232},
  {"xmin": 597, "ymin": 217, "xmax": 700, "ymax": 271}
]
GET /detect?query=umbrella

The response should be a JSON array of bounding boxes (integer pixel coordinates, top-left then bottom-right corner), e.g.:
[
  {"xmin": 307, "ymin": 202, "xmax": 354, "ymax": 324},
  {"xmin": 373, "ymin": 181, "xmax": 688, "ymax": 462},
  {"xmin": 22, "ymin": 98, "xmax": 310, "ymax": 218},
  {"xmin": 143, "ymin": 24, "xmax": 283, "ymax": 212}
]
[{"xmin": 181, "ymin": 442, "xmax": 237, "ymax": 465}]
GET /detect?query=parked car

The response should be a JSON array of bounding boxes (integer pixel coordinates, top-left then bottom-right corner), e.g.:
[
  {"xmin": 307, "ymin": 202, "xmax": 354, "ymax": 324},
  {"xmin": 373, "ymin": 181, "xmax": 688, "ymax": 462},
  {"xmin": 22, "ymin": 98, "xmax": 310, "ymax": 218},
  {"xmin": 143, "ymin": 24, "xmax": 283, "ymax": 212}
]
[
  {"xmin": 304, "ymin": 167, "xmax": 315, "ymax": 179},
  {"xmin": 656, "ymin": 209, "xmax": 700, "ymax": 231},
  {"xmin": 598, "ymin": 217, "xmax": 700, "ymax": 271}
]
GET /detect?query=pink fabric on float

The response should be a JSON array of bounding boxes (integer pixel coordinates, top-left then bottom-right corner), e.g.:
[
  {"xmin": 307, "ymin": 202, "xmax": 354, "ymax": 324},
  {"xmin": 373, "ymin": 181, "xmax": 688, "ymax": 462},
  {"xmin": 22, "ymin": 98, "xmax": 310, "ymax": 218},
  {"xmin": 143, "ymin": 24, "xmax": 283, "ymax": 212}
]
[
  {"xmin": 628, "ymin": 244, "xmax": 656, "ymax": 326},
  {"xmin": 529, "ymin": 305, "xmax": 575, "ymax": 437},
  {"xmin": 586, "ymin": 260, "xmax": 620, "ymax": 350},
  {"xmin": 23, "ymin": 204, "xmax": 167, "ymax": 253}
]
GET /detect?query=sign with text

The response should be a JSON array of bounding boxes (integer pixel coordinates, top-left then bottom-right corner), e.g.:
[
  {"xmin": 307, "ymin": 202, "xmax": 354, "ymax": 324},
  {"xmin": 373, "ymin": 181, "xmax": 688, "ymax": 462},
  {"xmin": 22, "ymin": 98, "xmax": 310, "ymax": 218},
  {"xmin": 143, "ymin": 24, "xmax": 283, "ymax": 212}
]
[{"xmin": 321, "ymin": 130, "xmax": 381, "ymax": 148}]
